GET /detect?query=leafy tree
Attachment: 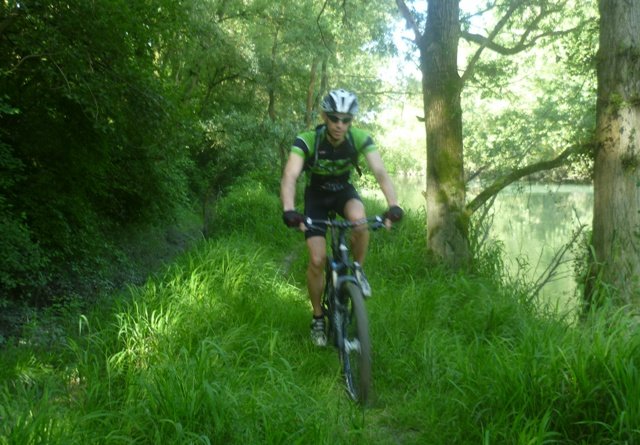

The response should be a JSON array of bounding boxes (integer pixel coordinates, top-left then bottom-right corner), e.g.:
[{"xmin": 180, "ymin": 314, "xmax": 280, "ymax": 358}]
[
  {"xmin": 0, "ymin": 0, "xmax": 400, "ymax": 304},
  {"xmin": 0, "ymin": 98, "xmax": 47, "ymax": 296},
  {"xmin": 176, "ymin": 0, "xmax": 398, "ymax": 220},
  {"xmin": 463, "ymin": 22, "xmax": 597, "ymax": 183},
  {"xmin": 396, "ymin": 0, "xmax": 597, "ymax": 268},
  {"xmin": 0, "ymin": 0, "xmax": 193, "ymax": 301}
]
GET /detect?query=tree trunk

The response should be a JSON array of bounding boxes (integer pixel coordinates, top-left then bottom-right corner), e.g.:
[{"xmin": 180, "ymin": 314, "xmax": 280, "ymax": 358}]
[
  {"xmin": 320, "ymin": 57, "xmax": 328, "ymax": 102},
  {"xmin": 305, "ymin": 57, "xmax": 321, "ymax": 128},
  {"xmin": 585, "ymin": 0, "xmax": 640, "ymax": 308},
  {"xmin": 267, "ymin": 28, "xmax": 280, "ymax": 122},
  {"xmin": 422, "ymin": 0, "xmax": 470, "ymax": 268}
]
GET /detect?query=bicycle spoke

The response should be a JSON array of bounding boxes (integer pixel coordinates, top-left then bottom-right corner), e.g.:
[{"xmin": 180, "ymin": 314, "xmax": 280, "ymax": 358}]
[
  {"xmin": 344, "ymin": 338, "xmax": 361, "ymax": 353},
  {"xmin": 338, "ymin": 281, "xmax": 372, "ymax": 405}
]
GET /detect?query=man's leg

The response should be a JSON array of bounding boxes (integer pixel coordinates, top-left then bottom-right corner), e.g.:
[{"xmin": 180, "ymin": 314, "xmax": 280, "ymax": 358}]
[
  {"xmin": 306, "ymin": 236, "xmax": 326, "ymax": 317},
  {"xmin": 344, "ymin": 198, "xmax": 369, "ymax": 265},
  {"xmin": 344, "ymin": 198, "xmax": 372, "ymax": 297}
]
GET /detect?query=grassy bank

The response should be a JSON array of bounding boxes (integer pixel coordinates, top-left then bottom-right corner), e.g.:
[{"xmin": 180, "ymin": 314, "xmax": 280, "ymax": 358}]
[{"xmin": 1, "ymin": 181, "xmax": 638, "ymax": 444}]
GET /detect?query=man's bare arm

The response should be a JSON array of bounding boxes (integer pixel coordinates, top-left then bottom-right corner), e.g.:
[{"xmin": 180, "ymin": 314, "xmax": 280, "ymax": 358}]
[{"xmin": 280, "ymin": 154, "xmax": 305, "ymax": 210}]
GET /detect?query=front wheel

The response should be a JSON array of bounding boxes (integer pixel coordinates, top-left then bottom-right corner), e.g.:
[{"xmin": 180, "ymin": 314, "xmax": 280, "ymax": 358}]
[{"xmin": 338, "ymin": 281, "xmax": 372, "ymax": 405}]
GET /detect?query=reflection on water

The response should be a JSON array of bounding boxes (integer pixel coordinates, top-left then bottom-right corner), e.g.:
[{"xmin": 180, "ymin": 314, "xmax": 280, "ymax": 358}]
[
  {"xmin": 389, "ymin": 178, "xmax": 593, "ymax": 311},
  {"xmin": 490, "ymin": 183, "xmax": 592, "ymax": 311}
]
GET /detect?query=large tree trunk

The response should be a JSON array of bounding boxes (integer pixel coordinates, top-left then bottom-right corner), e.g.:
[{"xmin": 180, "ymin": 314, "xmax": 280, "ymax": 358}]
[
  {"xmin": 422, "ymin": 0, "xmax": 470, "ymax": 268},
  {"xmin": 585, "ymin": 0, "xmax": 640, "ymax": 308},
  {"xmin": 267, "ymin": 28, "xmax": 280, "ymax": 122},
  {"xmin": 305, "ymin": 57, "xmax": 321, "ymax": 128}
]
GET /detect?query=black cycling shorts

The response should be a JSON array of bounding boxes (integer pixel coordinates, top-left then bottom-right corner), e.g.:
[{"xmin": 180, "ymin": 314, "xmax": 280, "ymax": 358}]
[{"xmin": 303, "ymin": 184, "xmax": 362, "ymax": 239}]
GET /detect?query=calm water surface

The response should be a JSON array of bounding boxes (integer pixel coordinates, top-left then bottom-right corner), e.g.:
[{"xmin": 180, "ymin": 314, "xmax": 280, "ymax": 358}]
[{"xmin": 389, "ymin": 178, "xmax": 593, "ymax": 312}]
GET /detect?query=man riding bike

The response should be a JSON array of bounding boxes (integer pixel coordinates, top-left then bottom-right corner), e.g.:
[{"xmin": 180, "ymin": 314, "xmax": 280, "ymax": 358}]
[{"xmin": 280, "ymin": 89, "xmax": 403, "ymax": 346}]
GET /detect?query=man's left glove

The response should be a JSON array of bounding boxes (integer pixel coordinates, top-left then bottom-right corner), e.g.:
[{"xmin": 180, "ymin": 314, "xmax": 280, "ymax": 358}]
[
  {"xmin": 283, "ymin": 210, "xmax": 305, "ymax": 228},
  {"xmin": 384, "ymin": 205, "xmax": 404, "ymax": 222}
]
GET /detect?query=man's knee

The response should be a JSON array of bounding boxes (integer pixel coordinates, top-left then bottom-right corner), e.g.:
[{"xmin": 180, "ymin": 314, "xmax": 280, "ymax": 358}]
[
  {"xmin": 307, "ymin": 238, "xmax": 326, "ymax": 271},
  {"xmin": 351, "ymin": 229, "xmax": 369, "ymax": 249},
  {"xmin": 344, "ymin": 199, "xmax": 366, "ymax": 222},
  {"xmin": 309, "ymin": 251, "xmax": 326, "ymax": 270}
]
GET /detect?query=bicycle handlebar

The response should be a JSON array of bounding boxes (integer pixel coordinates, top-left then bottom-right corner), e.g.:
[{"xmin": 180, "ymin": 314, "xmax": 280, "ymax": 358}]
[{"xmin": 304, "ymin": 215, "xmax": 386, "ymax": 231}]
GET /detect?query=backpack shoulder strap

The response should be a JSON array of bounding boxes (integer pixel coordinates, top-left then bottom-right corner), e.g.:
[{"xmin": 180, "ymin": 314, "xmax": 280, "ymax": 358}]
[
  {"xmin": 299, "ymin": 125, "xmax": 323, "ymax": 172},
  {"xmin": 346, "ymin": 129, "xmax": 363, "ymax": 177},
  {"xmin": 313, "ymin": 124, "xmax": 324, "ymax": 169}
]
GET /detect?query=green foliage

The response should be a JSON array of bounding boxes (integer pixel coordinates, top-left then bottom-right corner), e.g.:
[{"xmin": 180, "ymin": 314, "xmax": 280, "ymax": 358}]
[
  {"xmin": 0, "ymin": 0, "xmax": 400, "ymax": 304},
  {"xmin": 0, "ymin": 0, "xmax": 199, "ymax": 302},
  {"xmin": 0, "ymin": 206, "xmax": 47, "ymax": 295},
  {"xmin": 207, "ymin": 179, "xmax": 287, "ymax": 249},
  {"xmin": 0, "ymin": 110, "xmax": 47, "ymax": 295},
  {"xmin": 193, "ymin": 115, "xmax": 293, "ymax": 199},
  {"xmin": 461, "ymin": 1, "xmax": 598, "ymax": 184},
  {"xmin": 374, "ymin": 97, "xmax": 426, "ymax": 177},
  {"xmin": 1, "ymin": 186, "xmax": 639, "ymax": 443},
  {"xmin": 0, "ymin": 0, "xmax": 602, "ymax": 352}
]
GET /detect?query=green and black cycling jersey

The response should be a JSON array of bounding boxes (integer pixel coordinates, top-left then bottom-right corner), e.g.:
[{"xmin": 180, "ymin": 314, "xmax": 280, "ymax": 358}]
[{"xmin": 291, "ymin": 125, "xmax": 376, "ymax": 191}]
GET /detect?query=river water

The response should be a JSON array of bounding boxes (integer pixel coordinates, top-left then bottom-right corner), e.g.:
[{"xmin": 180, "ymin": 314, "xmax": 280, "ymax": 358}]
[{"xmin": 388, "ymin": 178, "xmax": 593, "ymax": 312}]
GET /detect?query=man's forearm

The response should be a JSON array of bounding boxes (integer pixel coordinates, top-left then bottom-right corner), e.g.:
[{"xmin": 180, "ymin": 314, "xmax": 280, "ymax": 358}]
[
  {"xmin": 280, "ymin": 175, "xmax": 297, "ymax": 211},
  {"xmin": 376, "ymin": 171, "xmax": 398, "ymax": 207}
]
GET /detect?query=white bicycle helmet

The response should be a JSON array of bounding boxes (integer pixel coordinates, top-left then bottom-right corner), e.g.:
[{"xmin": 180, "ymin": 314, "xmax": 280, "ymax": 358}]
[{"xmin": 321, "ymin": 89, "xmax": 359, "ymax": 115}]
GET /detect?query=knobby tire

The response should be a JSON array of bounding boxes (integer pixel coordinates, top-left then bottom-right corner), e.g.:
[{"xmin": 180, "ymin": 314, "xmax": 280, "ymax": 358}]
[{"xmin": 339, "ymin": 281, "xmax": 372, "ymax": 405}]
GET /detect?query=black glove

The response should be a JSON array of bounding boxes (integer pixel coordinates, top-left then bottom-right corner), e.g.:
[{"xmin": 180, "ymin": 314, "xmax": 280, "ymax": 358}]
[
  {"xmin": 283, "ymin": 210, "xmax": 305, "ymax": 228},
  {"xmin": 384, "ymin": 205, "xmax": 404, "ymax": 222}
]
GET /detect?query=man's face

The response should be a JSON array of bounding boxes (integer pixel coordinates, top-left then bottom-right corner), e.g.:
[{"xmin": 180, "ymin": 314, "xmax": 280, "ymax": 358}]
[{"xmin": 323, "ymin": 112, "xmax": 353, "ymax": 143}]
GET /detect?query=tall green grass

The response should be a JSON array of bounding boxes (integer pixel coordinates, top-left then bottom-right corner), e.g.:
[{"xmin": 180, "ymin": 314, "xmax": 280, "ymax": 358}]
[{"xmin": 1, "ymin": 180, "xmax": 639, "ymax": 444}]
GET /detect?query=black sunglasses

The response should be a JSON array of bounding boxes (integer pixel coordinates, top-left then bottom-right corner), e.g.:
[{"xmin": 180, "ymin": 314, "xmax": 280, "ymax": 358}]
[{"xmin": 327, "ymin": 114, "xmax": 353, "ymax": 124}]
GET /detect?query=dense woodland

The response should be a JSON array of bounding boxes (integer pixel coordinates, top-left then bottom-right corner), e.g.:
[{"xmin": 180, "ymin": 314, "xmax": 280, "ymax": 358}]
[
  {"xmin": 2, "ymin": 0, "xmax": 638, "ymax": 311},
  {"xmin": 2, "ymin": 1, "xmax": 640, "ymax": 442},
  {"xmin": 1, "ymin": 0, "xmax": 397, "ymax": 306}
]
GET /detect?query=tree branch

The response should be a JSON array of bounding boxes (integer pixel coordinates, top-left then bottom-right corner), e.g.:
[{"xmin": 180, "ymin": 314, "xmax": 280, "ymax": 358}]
[
  {"xmin": 462, "ymin": 26, "xmax": 581, "ymax": 56},
  {"xmin": 461, "ymin": 0, "xmax": 524, "ymax": 84},
  {"xmin": 395, "ymin": 0, "xmax": 423, "ymax": 43},
  {"xmin": 466, "ymin": 143, "xmax": 588, "ymax": 214},
  {"xmin": 526, "ymin": 223, "xmax": 587, "ymax": 301},
  {"xmin": 316, "ymin": 0, "xmax": 332, "ymax": 52},
  {"xmin": 462, "ymin": 1, "xmax": 582, "ymax": 82}
]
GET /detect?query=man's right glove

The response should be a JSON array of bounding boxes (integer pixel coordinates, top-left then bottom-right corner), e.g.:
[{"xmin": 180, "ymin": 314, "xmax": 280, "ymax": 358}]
[
  {"xmin": 283, "ymin": 210, "xmax": 305, "ymax": 228},
  {"xmin": 384, "ymin": 205, "xmax": 404, "ymax": 222}
]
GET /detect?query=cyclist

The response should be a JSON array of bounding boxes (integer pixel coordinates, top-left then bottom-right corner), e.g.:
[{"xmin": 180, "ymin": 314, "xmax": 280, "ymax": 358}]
[{"xmin": 280, "ymin": 88, "xmax": 403, "ymax": 346}]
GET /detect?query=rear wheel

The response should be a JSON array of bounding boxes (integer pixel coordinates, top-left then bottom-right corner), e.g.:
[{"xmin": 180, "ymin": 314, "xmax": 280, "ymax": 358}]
[{"xmin": 338, "ymin": 281, "xmax": 372, "ymax": 405}]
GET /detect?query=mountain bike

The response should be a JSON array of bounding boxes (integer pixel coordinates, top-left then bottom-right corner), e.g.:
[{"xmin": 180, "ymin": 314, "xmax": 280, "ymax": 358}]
[{"xmin": 305, "ymin": 213, "xmax": 385, "ymax": 405}]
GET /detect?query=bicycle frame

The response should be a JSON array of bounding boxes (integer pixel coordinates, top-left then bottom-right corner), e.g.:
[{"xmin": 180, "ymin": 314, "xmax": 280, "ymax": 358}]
[
  {"xmin": 305, "ymin": 214, "xmax": 383, "ymax": 404},
  {"xmin": 309, "ymin": 214, "xmax": 383, "ymax": 309},
  {"xmin": 327, "ymin": 220, "xmax": 360, "ymax": 299}
]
